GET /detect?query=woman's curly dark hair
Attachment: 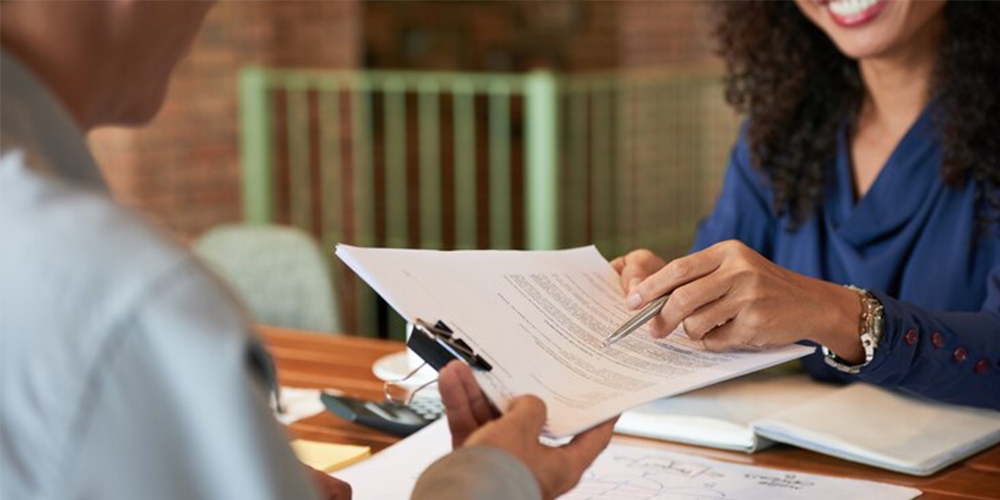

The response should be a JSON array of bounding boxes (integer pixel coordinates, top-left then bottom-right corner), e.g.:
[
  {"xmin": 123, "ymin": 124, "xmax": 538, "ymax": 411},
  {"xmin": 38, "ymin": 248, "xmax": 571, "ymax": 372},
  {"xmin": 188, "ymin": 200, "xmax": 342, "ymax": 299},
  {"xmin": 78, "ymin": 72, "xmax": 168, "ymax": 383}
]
[{"xmin": 713, "ymin": 1, "xmax": 1000, "ymax": 229}]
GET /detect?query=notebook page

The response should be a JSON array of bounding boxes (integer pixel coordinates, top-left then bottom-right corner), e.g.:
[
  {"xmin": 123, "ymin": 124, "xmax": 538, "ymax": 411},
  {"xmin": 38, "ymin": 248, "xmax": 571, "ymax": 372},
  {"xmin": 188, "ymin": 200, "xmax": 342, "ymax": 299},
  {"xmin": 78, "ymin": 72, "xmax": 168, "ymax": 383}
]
[
  {"xmin": 337, "ymin": 245, "xmax": 813, "ymax": 437},
  {"xmin": 616, "ymin": 372, "xmax": 839, "ymax": 452},
  {"xmin": 753, "ymin": 383, "xmax": 1000, "ymax": 475}
]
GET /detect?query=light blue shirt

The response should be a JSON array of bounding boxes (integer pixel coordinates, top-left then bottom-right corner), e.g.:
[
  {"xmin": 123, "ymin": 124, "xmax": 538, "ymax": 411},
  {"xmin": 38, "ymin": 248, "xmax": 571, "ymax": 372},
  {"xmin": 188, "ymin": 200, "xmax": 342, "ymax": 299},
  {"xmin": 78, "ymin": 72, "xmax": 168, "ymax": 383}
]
[{"xmin": 0, "ymin": 50, "xmax": 320, "ymax": 500}]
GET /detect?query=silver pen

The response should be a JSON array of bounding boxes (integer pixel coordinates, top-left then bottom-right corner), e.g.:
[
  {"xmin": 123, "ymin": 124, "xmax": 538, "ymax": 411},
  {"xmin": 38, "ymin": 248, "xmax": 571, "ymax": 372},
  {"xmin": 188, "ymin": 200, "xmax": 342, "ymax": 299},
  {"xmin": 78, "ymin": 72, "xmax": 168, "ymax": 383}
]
[{"xmin": 603, "ymin": 294, "xmax": 670, "ymax": 348}]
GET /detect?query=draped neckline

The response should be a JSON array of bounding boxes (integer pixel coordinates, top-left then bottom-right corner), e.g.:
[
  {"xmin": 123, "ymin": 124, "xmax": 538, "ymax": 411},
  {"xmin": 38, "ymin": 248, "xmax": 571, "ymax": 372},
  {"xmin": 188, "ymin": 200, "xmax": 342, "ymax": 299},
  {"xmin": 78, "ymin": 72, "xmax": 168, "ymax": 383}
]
[{"xmin": 825, "ymin": 104, "xmax": 941, "ymax": 247}]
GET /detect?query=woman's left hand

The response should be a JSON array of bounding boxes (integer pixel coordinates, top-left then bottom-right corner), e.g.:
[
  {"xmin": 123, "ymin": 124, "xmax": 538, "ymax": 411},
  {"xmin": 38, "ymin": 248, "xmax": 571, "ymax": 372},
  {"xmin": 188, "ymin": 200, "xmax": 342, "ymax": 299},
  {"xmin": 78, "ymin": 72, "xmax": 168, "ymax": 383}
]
[{"xmin": 626, "ymin": 240, "xmax": 863, "ymax": 360}]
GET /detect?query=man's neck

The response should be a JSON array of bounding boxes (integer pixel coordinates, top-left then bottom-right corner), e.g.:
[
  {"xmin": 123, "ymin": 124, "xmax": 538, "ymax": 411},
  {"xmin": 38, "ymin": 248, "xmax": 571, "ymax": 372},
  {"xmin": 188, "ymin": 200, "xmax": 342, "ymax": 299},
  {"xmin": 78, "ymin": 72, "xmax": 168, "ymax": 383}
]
[{"xmin": 0, "ymin": 8, "xmax": 100, "ymax": 132}]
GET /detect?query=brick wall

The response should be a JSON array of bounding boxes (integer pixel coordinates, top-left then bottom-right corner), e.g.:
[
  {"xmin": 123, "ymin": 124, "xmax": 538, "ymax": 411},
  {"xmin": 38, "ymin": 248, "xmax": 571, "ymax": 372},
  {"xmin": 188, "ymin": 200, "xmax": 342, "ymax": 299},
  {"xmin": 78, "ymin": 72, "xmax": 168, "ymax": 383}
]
[
  {"xmin": 617, "ymin": 0, "xmax": 717, "ymax": 68},
  {"xmin": 364, "ymin": 0, "xmax": 716, "ymax": 72},
  {"xmin": 364, "ymin": 0, "xmax": 619, "ymax": 71},
  {"xmin": 89, "ymin": 1, "xmax": 361, "ymax": 239}
]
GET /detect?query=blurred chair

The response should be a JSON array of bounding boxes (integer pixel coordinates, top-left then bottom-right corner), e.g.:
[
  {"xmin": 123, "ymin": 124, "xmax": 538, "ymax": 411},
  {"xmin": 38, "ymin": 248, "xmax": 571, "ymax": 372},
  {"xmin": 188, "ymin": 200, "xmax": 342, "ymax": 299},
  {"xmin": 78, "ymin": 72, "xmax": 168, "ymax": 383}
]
[{"xmin": 194, "ymin": 223, "xmax": 341, "ymax": 333}]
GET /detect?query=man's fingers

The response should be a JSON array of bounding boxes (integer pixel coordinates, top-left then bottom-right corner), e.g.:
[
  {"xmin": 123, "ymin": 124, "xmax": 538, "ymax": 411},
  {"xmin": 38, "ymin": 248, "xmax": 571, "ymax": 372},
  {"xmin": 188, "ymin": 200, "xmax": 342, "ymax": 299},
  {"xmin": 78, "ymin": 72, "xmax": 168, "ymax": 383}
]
[
  {"xmin": 438, "ymin": 362, "xmax": 479, "ymax": 447},
  {"xmin": 307, "ymin": 467, "xmax": 353, "ymax": 500},
  {"xmin": 548, "ymin": 419, "xmax": 617, "ymax": 495},
  {"xmin": 563, "ymin": 419, "xmax": 615, "ymax": 469},
  {"xmin": 504, "ymin": 394, "xmax": 548, "ymax": 436},
  {"xmin": 452, "ymin": 361, "xmax": 496, "ymax": 424}
]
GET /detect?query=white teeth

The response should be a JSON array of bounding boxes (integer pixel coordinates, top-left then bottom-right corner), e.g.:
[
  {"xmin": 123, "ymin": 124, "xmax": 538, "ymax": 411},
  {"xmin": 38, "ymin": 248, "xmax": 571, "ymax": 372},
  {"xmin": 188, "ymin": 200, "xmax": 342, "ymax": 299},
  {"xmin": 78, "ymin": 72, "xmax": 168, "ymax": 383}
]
[{"xmin": 829, "ymin": 0, "xmax": 879, "ymax": 18}]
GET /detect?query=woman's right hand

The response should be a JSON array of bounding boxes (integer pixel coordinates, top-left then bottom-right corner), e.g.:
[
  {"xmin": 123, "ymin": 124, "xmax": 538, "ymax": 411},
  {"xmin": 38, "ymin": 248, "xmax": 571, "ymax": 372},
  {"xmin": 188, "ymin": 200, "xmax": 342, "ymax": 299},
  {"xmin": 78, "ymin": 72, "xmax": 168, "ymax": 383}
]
[{"xmin": 611, "ymin": 249, "xmax": 667, "ymax": 295}]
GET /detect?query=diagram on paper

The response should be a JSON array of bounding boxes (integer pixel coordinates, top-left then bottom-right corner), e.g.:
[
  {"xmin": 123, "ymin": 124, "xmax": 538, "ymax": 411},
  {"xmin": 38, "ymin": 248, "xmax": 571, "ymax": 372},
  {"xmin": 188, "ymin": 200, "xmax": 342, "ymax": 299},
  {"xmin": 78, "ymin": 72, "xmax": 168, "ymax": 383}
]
[{"xmin": 561, "ymin": 444, "xmax": 920, "ymax": 500}]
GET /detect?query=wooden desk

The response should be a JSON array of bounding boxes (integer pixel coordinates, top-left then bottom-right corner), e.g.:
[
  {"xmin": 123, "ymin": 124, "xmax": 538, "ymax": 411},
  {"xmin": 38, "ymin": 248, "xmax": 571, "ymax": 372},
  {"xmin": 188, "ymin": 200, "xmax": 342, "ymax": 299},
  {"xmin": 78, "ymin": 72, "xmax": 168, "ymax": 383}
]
[{"xmin": 260, "ymin": 325, "xmax": 1000, "ymax": 500}]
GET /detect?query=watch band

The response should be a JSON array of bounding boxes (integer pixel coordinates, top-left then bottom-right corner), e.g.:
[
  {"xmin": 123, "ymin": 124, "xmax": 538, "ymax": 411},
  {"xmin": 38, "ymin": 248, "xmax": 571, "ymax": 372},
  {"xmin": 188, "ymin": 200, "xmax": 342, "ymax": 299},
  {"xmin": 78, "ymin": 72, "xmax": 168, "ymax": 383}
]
[{"xmin": 822, "ymin": 285, "xmax": 885, "ymax": 374}]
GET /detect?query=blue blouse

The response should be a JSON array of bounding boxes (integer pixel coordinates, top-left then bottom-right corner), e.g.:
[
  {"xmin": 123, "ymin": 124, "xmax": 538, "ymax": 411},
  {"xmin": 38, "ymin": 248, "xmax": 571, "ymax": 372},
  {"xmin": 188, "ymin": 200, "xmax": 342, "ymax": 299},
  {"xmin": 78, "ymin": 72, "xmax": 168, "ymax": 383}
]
[{"xmin": 693, "ymin": 108, "xmax": 1000, "ymax": 410}]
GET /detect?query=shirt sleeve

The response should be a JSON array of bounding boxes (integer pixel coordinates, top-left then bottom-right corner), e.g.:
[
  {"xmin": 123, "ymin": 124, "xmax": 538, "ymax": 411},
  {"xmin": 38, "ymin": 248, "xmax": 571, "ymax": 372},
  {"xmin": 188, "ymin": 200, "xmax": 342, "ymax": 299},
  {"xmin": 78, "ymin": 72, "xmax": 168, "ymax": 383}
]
[
  {"xmin": 411, "ymin": 446, "xmax": 542, "ymax": 500},
  {"xmin": 856, "ymin": 265, "xmax": 1000, "ymax": 410},
  {"xmin": 63, "ymin": 257, "xmax": 320, "ymax": 500},
  {"xmin": 691, "ymin": 123, "xmax": 777, "ymax": 258}
]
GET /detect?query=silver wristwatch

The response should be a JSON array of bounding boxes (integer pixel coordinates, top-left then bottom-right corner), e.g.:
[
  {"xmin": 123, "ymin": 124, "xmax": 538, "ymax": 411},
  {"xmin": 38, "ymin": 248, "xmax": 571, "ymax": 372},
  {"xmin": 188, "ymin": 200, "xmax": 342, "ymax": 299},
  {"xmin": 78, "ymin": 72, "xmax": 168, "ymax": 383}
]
[{"xmin": 822, "ymin": 285, "xmax": 885, "ymax": 374}]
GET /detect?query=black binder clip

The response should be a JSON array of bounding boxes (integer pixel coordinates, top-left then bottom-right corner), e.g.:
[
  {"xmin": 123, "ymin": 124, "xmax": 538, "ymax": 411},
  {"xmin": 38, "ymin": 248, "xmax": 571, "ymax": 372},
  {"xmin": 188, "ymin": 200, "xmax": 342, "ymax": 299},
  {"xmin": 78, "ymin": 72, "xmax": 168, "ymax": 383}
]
[{"xmin": 407, "ymin": 319, "xmax": 493, "ymax": 372}]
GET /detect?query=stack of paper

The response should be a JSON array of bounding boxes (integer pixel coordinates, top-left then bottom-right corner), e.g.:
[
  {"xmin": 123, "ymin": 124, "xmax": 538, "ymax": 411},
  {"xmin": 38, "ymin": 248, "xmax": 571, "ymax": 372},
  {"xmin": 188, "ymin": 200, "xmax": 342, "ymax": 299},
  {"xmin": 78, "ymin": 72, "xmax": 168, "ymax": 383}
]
[{"xmin": 336, "ymin": 245, "xmax": 813, "ymax": 437}]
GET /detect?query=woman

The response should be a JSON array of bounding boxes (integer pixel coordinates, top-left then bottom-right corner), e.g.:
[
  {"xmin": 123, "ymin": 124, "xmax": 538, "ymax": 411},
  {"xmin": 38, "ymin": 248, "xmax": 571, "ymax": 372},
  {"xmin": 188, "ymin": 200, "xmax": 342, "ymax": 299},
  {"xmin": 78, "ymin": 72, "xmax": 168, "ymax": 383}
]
[{"xmin": 613, "ymin": 0, "xmax": 999, "ymax": 409}]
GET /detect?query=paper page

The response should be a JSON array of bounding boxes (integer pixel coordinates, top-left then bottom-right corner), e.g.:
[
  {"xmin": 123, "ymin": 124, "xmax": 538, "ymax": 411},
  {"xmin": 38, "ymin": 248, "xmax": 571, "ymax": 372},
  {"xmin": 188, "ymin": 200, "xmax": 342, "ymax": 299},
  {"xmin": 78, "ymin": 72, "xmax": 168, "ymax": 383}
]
[
  {"xmin": 754, "ymin": 383, "xmax": 1000, "ymax": 476},
  {"xmin": 335, "ymin": 419, "xmax": 451, "ymax": 499},
  {"xmin": 272, "ymin": 387, "xmax": 326, "ymax": 425},
  {"xmin": 616, "ymin": 372, "xmax": 840, "ymax": 452},
  {"xmin": 334, "ymin": 420, "xmax": 921, "ymax": 500},
  {"xmin": 562, "ymin": 442, "xmax": 922, "ymax": 500},
  {"xmin": 290, "ymin": 440, "xmax": 371, "ymax": 472},
  {"xmin": 337, "ymin": 245, "xmax": 814, "ymax": 437}
]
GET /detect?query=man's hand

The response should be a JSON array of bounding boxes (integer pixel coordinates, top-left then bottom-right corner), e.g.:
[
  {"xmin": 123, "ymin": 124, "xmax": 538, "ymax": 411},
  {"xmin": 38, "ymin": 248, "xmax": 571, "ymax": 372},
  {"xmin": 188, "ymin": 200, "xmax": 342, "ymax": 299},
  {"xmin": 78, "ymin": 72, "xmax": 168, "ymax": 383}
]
[
  {"xmin": 305, "ymin": 465, "xmax": 352, "ymax": 500},
  {"xmin": 438, "ymin": 362, "xmax": 616, "ymax": 500}
]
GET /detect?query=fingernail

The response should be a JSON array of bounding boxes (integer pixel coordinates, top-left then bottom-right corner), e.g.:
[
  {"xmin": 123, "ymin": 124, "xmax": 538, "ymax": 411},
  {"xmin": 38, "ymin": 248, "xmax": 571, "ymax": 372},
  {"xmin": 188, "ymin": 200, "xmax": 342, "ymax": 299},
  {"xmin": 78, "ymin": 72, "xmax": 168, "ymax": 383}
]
[{"xmin": 626, "ymin": 293, "xmax": 642, "ymax": 309}]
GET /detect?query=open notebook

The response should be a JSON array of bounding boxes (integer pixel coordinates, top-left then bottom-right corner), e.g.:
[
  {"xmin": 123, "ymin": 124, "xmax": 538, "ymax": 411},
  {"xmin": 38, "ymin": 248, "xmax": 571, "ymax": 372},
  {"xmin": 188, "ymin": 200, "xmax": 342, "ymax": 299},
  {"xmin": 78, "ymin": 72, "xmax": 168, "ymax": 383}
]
[{"xmin": 616, "ymin": 371, "xmax": 1000, "ymax": 476}]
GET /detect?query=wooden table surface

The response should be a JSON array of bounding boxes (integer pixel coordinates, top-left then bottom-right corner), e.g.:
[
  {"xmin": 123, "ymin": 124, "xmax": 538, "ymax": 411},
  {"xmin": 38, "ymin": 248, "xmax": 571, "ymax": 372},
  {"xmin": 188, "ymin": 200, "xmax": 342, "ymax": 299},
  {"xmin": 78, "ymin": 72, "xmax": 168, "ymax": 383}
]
[{"xmin": 260, "ymin": 325, "xmax": 1000, "ymax": 500}]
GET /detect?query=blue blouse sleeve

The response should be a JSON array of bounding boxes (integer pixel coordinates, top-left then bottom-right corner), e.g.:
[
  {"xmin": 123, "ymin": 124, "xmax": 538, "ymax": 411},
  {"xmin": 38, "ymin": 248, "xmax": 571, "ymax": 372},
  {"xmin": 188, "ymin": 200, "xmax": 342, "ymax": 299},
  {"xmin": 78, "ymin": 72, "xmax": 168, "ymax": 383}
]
[
  {"xmin": 691, "ymin": 123, "xmax": 777, "ymax": 258},
  {"xmin": 859, "ymin": 268, "xmax": 1000, "ymax": 410}
]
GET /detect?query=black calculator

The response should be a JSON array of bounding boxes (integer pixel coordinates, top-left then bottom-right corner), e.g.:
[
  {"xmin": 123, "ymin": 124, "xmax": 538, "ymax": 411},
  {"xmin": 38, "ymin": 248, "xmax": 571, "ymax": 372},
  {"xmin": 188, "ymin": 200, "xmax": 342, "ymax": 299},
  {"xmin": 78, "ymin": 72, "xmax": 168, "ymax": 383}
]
[{"xmin": 320, "ymin": 393, "xmax": 444, "ymax": 437}]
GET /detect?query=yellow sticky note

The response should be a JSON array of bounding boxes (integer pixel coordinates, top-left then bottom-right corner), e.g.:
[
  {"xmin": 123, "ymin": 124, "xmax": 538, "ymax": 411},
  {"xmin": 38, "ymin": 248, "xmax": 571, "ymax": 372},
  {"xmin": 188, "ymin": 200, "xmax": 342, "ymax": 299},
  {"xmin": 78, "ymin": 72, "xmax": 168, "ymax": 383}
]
[{"xmin": 290, "ymin": 439, "xmax": 371, "ymax": 472}]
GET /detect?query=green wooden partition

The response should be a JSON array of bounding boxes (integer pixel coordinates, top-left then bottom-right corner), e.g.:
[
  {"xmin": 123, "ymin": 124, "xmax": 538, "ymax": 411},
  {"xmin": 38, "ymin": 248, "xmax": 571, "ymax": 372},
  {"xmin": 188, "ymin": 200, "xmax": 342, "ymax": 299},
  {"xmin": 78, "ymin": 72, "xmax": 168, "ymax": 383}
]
[{"xmin": 238, "ymin": 66, "xmax": 738, "ymax": 337}]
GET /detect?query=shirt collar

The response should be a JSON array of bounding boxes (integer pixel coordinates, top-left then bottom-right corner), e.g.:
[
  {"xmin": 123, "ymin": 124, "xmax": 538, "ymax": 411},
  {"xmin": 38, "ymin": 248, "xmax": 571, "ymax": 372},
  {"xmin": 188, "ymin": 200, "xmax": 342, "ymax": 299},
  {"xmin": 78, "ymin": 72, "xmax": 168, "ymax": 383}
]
[{"xmin": 0, "ymin": 49, "xmax": 108, "ymax": 193}]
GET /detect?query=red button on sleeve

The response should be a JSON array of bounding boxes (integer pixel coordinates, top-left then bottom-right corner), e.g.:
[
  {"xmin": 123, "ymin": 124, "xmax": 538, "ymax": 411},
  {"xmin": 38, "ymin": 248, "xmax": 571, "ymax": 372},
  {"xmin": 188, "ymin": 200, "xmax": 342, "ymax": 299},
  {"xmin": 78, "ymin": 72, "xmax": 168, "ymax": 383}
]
[
  {"xmin": 953, "ymin": 347, "xmax": 968, "ymax": 363},
  {"xmin": 930, "ymin": 332, "xmax": 944, "ymax": 349},
  {"xmin": 974, "ymin": 359, "xmax": 989, "ymax": 375},
  {"xmin": 904, "ymin": 328, "xmax": 918, "ymax": 346}
]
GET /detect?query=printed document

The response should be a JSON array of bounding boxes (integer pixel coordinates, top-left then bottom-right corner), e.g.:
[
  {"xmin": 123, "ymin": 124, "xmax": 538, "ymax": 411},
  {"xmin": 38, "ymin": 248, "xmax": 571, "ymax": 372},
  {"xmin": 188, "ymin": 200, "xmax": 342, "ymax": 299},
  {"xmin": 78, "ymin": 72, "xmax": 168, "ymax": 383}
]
[{"xmin": 337, "ymin": 245, "xmax": 813, "ymax": 437}]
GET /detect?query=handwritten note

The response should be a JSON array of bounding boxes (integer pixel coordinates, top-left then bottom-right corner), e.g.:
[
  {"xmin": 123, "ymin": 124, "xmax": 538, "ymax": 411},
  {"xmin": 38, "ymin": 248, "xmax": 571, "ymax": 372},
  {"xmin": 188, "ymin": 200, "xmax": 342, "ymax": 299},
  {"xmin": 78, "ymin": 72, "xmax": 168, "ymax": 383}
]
[{"xmin": 564, "ymin": 443, "xmax": 921, "ymax": 500}]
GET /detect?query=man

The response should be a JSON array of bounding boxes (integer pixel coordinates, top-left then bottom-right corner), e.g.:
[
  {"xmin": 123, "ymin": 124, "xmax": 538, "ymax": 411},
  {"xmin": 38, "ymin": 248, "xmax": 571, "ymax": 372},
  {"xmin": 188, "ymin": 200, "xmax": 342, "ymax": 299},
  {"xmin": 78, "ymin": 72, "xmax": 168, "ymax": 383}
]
[{"xmin": 0, "ymin": 2, "xmax": 614, "ymax": 500}]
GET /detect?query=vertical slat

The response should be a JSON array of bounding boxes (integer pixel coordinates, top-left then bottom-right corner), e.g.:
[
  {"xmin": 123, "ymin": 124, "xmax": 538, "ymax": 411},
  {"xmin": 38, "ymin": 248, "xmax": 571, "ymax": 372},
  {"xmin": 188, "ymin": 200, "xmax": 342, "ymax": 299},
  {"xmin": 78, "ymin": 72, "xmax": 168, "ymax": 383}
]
[
  {"xmin": 418, "ymin": 81, "xmax": 442, "ymax": 249},
  {"xmin": 566, "ymin": 84, "xmax": 588, "ymax": 247},
  {"xmin": 452, "ymin": 81, "xmax": 476, "ymax": 249},
  {"xmin": 287, "ymin": 75, "xmax": 311, "ymax": 231},
  {"xmin": 524, "ymin": 71, "xmax": 560, "ymax": 250},
  {"xmin": 591, "ymin": 83, "xmax": 614, "ymax": 254},
  {"xmin": 318, "ymin": 77, "xmax": 343, "ymax": 331},
  {"xmin": 319, "ymin": 78, "xmax": 342, "ymax": 250},
  {"xmin": 384, "ymin": 78, "xmax": 408, "ymax": 247},
  {"xmin": 488, "ymin": 83, "xmax": 512, "ymax": 249},
  {"xmin": 639, "ymin": 80, "xmax": 653, "ymax": 250},
  {"xmin": 240, "ymin": 67, "xmax": 273, "ymax": 223},
  {"xmin": 351, "ymin": 77, "xmax": 375, "ymax": 246},
  {"xmin": 658, "ymin": 80, "xmax": 674, "ymax": 250},
  {"xmin": 617, "ymin": 79, "xmax": 635, "ymax": 254},
  {"xmin": 351, "ymin": 76, "xmax": 377, "ymax": 336}
]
